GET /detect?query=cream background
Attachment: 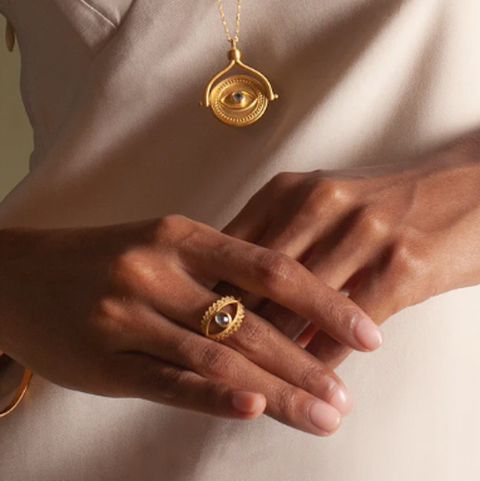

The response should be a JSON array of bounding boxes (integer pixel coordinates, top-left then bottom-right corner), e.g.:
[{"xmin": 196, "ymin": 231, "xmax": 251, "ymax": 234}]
[{"xmin": 0, "ymin": 16, "xmax": 31, "ymax": 202}]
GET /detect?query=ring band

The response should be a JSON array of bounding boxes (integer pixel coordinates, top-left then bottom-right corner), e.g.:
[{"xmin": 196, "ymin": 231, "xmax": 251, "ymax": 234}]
[{"xmin": 201, "ymin": 295, "xmax": 245, "ymax": 342}]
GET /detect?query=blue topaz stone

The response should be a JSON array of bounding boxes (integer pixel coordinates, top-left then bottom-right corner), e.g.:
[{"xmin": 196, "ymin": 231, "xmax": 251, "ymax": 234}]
[
  {"xmin": 214, "ymin": 312, "xmax": 232, "ymax": 327},
  {"xmin": 232, "ymin": 91, "xmax": 244, "ymax": 102}
]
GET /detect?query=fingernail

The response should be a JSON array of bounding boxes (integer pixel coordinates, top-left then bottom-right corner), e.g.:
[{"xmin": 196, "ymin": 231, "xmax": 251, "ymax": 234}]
[
  {"xmin": 307, "ymin": 400, "xmax": 341, "ymax": 434},
  {"xmin": 352, "ymin": 315, "xmax": 384, "ymax": 351},
  {"xmin": 328, "ymin": 385, "xmax": 354, "ymax": 416},
  {"xmin": 232, "ymin": 391, "xmax": 265, "ymax": 414}
]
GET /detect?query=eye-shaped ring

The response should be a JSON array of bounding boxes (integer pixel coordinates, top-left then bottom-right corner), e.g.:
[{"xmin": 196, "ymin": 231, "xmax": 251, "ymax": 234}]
[
  {"xmin": 201, "ymin": 296, "xmax": 245, "ymax": 342},
  {"xmin": 220, "ymin": 90, "xmax": 258, "ymax": 110}
]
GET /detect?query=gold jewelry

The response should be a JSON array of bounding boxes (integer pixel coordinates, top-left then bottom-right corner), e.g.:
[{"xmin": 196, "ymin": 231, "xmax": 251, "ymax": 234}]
[
  {"xmin": 199, "ymin": 0, "xmax": 279, "ymax": 127},
  {"xmin": 201, "ymin": 295, "xmax": 245, "ymax": 342},
  {"xmin": 0, "ymin": 355, "xmax": 33, "ymax": 419}
]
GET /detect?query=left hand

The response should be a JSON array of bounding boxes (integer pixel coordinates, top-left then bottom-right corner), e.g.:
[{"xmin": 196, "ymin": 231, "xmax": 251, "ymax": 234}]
[{"xmin": 218, "ymin": 135, "xmax": 480, "ymax": 368}]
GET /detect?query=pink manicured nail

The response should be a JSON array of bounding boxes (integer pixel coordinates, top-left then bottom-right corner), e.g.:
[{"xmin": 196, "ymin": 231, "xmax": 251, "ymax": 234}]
[
  {"xmin": 328, "ymin": 385, "xmax": 354, "ymax": 416},
  {"xmin": 232, "ymin": 391, "xmax": 265, "ymax": 414},
  {"xmin": 353, "ymin": 316, "xmax": 384, "ymax": 351},
  {"xmin": 307, "ymin": 401, "xmax": 342, "ymax": 434}
]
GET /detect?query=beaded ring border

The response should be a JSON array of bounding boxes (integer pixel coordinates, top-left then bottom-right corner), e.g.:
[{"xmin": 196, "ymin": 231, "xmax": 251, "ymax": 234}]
[
  {"xmin": 201, "ymin": 296, "xmax": 245, "ymax": 342},
  {"xmin": 0, "ymin": 357, "xmax": 33, "ymax": 419}
]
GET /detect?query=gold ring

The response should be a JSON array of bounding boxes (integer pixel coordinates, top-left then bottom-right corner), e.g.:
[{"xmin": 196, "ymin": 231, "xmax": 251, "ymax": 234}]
[
  {"xmin": 201, "ymin": 295, "xmax": 245, "ymax": 342},
  {"xmin": 0, "ymin": 355, "xmax": 33, "ymax": 419}
]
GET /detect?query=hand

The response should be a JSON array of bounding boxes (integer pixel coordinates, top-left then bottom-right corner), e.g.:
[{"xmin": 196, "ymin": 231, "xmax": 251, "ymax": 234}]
[
  {"xmin": 0, "ymin": 215, "xmax": 379, "ymax": 435},
  {"xmin": 221, "ymin": 135, "xmax": 480, "ymax": 367}
]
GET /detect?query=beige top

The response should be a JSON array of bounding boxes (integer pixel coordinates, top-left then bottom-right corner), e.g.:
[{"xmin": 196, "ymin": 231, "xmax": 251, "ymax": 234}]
[{"xmin": 1, "ymin": 1, "xmax": 480, "ymax": 479}]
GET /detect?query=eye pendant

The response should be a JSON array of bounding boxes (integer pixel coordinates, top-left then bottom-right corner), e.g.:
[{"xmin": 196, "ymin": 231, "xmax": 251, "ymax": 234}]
[{"xmin": 199, "ymin": 46, "xmax": 279, "ymax": 127}]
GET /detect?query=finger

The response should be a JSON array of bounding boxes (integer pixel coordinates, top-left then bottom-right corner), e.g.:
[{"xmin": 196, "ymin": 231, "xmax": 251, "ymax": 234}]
[
  {"xmin": 130, "ymin": 307, "xmax": 343, "ymax": 436},
  {"xmin": 214, "ymin": 215, "xmax": 319, "ymax": 312},
  {"xmin": 306, "ymin": 266, "xmax": 400, "ymax": 367},
  {"xmin": 256, "ymin": 214, "xmax": 388, "ymax": 349},
  {"xmin": 220, "ymin": 191, "xmax": 273, "ymax": 242},
  {"xmin": 305, "ymin": 331, "xmax": 354, "ymax": 369},
  {"xmin": 347, "ymin": 267, "xmax": 401, "ymax": 324},
  {"xmin": 256, "ymin": 275, "xmax": 353, "ymax": 346},
  {"xmin": 187, "ymin": 223, "xmax": 384, "ymax": 353},
  {"xmin": 217, "ymin": 213, "xmax": 311, "ymax": 313},
  {"xmin": 303, "ymin": 275, "xmax": 366, "ymax": 368},
  {"xmin": 121, "ymin": 352, "xmax": 267, "ymax": 420},
  {"xmin": 304, "ymin": 210, "xmax": 390, "ymax": 290},
  {"xmin": 254, "ymin": 204, "xmax": 357, "ymax": 262},
  {"xmin": 145, "ymin": 272, "xmax": 354, "ymax": 416},
  {"xmin": 294, "ymin": 323, "xmax": 320, "ymax": 348},
  {"xmin": 216, "ymin": 209, "xmax": 366, "ymax": 339},
  {"xmin": 212, "ymin": 278, "xmax": 268, "ymax": 315},
  {"xmin": 220, "ymin": 172, "xmax": 299, "ymax": 241}
]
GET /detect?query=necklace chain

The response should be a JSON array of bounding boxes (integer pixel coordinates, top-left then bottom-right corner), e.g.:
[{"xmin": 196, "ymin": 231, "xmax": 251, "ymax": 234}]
[{"xmin": 216, "ymin": 0, "xmax": 241, "ymax": 47}]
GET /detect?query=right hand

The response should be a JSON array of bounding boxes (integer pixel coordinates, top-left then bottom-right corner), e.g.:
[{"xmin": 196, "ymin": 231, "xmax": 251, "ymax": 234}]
[{"xmin": 0, "ymin": 215, "xmax": 382, "ymax": 436}]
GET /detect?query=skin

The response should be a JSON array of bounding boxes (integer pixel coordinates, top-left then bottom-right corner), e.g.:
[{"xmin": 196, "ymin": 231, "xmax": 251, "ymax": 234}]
[
  {"xmin": 2, "ymin": 129, "xmax": 478, "ymax": 436},
  {"xmin": 219, "ymin": 130, "xmax": 480, "ymax": 368},
  {"xmin": 0, "ymin": 215, "xmax": 383, "ymax": 436}
]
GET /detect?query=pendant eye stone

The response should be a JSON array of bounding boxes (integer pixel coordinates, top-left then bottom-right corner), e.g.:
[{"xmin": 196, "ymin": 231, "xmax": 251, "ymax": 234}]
[
  {"xmin": 220, "ymin": 89, "xmax": 257, "ymax": 110},
  {"xmin": 214, "ymin": 312, "xmax": 232, "ymax": 327},
  {"xmin": 232, "ymin": 91, "xmax": 244, "ymax": 102}
]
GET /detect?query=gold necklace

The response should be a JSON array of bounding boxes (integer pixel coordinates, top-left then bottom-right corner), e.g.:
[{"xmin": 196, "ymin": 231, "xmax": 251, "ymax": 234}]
[{"xmin": 199, "ymin": 0, "xmax": 279, "ymax": 127}]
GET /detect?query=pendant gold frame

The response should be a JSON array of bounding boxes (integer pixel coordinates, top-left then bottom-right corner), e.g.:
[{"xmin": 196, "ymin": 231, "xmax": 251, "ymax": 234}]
[{"xmin": 200, "ymin": 46, "xmax": 279, "ymax": 127}]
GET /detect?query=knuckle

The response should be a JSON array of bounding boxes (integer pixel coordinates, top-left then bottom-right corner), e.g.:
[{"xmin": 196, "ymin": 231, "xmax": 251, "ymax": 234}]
[
  {"xmin": 92, "ymin": 296, "xmax": 138, "ymax": 348},
  {"xmin": 353, "ymin": 207, "xmax": 390, "ymax": 240},
  {"xmin": 148, "ymin": 366, "xmax": 184, "ymax": 401},
  {"xmin": 269, "ymin": 171, "xmax": 298, "ymax": 191},
  {"xmin": 302, "ymin": 179, "xmax": 350, "ymax": 217},
  {"xmin": 235, "ymin": 319, "xmax": 271, "ymax": 355},
  {"xmin": 254, "ymin": 250, "xmax": 294, "ymax": 287},
  {"xmin": 153, "ymin": 214, "xmax": 196, "ymax": 245},
  {"xmin": 93, "ymin": 296, "xmax": 124, "ymax": 325},
  {"xmin": 311, "ymin": 295, "xmax": 340, "ymax": 328},
  {"xmin": 109, "ymin": 250, "xmax": 141, "ymax": 281},
  {"xmin": 276, "ymin": 385, "xmax": 302, "ymax": 419},
  {"xmin": 262, "ymin": 304, "xmax": 301, "ymax": 336},
  {"xmin": 202, "ymin": 381, "xmax": 225, "ymax": 411},
  {"xmin": 388, "ymin": 240, "xmax": 422, "ymax": 280},
  {"xmin": 173, "ymin": 334, "xmax": 197, "ymax": 358},
  {"xmin": 383, "ymin": 238, "xmax": 429, "ymax": 307},
  {"xmin": 320, "ymin": 179, "xmax": 349, "ymax": 203},
  {"xmin": 157, "ymin": 214, "xmax": 190, "ymax": 232},
  {"xmin": 198, "ymin": 344, "xmax": 236, "ymax": 379},
  {"xmin": 297, "ymin": 361, "xmax": 330, "ymax": 393},
  {"xmin": 109, "ymin": 250, "xmax": 152, "ymax": 290}
]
